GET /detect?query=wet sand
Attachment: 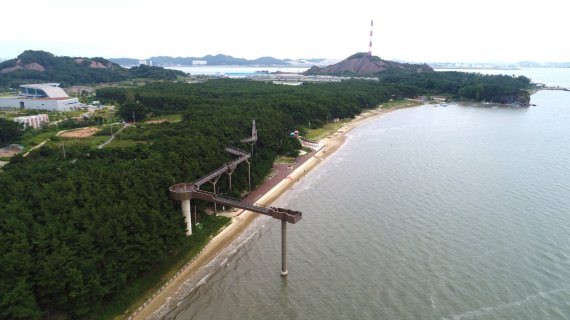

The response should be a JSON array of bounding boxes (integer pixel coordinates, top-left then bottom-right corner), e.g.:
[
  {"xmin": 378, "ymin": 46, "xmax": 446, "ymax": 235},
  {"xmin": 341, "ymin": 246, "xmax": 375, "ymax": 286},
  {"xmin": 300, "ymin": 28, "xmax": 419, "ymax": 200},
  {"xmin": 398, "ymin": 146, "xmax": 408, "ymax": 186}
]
[{"xmin": 130, "ymin": 104, "xmax": 409, "ymax": 319}]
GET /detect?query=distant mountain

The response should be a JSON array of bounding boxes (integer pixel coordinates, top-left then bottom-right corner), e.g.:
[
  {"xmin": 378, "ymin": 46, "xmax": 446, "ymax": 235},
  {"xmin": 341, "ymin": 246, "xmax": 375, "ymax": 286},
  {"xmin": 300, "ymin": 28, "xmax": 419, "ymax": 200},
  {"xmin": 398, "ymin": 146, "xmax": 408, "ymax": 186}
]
[
  {"xmin": 108, "ymin": 57, "xmax": 140, "ymax": 66},
  {"xmin": 427, "ymin": 61, "xmax": 570, "ymax": 69},
  {"xmin": 109, "ymin": 54, "xmax": 329, "ymax": 67},
  {"xmin": 304, "ymin": 52, "xmax": 433, "ymax": 77},
  {"xmin": 0, "ymin": 50, "xmax": 186, "ymax": 86}
]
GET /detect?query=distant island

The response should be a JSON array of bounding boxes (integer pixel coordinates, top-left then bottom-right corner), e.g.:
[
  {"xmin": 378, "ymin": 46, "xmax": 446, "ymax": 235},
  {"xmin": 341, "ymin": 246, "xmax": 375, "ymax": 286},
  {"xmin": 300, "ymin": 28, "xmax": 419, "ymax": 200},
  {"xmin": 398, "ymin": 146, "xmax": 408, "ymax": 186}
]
[
  {"xmin": 109, "ymin": 54, "xmax": 329, "ymax": 67},
  {"xmin": 107, "ymin": 54, "xmax": 570, "ymax": 70},
  {"xmin": 3, "ymin": 51, "xmax": 569, "ymax": 70},
  {"xmin": 429, "ymin": 61, "xmax": 570, "ymax": 69}
]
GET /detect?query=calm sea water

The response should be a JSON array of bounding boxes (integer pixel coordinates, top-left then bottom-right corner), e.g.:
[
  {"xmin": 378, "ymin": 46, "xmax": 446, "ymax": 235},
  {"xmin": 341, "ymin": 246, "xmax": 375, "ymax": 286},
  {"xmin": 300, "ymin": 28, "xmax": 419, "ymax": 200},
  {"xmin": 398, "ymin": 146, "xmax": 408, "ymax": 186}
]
[{"xmin": 152, "ymin": 69, "xmax": 570, "ymax": 320}]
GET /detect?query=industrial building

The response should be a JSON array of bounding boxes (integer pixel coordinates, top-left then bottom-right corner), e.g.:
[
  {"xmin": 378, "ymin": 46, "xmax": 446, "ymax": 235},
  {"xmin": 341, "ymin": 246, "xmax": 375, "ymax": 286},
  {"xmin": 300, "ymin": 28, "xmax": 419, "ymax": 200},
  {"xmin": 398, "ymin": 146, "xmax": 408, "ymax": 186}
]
[{"xmin": 0, "ymin": 83, "xmax": 81, "ymax": 111}]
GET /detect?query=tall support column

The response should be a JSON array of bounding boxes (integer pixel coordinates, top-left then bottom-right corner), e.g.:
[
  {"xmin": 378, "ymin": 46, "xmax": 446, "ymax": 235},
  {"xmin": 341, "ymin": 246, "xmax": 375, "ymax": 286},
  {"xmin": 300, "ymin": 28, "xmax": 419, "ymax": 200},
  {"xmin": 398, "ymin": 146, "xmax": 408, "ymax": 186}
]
[
  {"xmin": 228, "ymin": 172, "xmax": 232, "ymax": 192},
  {"xmin": 247, "ymin": 160, "xmax": 251, "ymax": 192},
  {"xmin": 213, "ymin": 181, "xmax": 217, "ymax": 215},
  {"xmin": 182, "ymin": 199, "xmax": 192, "ymax": 236},
  {"xmin": 281, "ymin": 218, "xmax": 288, "ymax": 276},
  {"xmin": 211, "ymin": 178, "xmax": 220, "ymax": 215}
]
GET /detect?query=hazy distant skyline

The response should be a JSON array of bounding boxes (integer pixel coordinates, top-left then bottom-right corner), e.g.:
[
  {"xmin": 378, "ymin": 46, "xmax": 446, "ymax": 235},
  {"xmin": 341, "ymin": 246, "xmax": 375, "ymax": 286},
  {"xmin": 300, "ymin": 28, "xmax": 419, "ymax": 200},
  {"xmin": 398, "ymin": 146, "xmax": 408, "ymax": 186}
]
[{"xmin": 1, "ymin": 0, "xmax": 568, "ymax": 63}]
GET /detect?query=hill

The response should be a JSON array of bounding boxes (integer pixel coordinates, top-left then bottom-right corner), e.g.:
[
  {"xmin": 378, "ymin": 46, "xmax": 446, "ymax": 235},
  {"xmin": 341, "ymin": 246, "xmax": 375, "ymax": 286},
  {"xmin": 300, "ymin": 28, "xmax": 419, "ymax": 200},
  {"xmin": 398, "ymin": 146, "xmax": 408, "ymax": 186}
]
[
  {"xmin": 304, "ymin": 52, "xmax": 434, "ymax": 77},
  {"xmin": 109, "ymin": 54, "xmax": 328, "ymax": 67},
  {"xmin": 0, "ymin": 51, "xmax": 186, "ymax": 87}
]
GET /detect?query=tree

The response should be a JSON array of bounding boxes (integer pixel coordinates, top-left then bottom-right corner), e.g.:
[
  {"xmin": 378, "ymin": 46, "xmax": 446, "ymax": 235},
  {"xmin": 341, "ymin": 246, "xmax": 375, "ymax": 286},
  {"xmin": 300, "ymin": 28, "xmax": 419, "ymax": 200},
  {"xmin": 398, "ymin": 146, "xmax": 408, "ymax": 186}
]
[
  {"xmin": 0, "ymin": 118, "xmax": 23, "ymax": 145},
  {"xmin": 0, "ymin": 280, "xmax": 41, "ymax": 319},
  {"xmin": 117, "ymin": 101, "xmax": 148, "ymax": 122}
]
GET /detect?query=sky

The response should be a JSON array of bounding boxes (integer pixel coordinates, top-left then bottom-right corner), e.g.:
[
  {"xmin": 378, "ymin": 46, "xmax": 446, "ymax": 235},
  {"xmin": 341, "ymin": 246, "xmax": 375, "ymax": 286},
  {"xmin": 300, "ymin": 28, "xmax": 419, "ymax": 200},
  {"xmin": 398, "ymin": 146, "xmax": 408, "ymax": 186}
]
[{"xmin": 1, "ymin": 0, "xmax": 568, "ymax": 63}]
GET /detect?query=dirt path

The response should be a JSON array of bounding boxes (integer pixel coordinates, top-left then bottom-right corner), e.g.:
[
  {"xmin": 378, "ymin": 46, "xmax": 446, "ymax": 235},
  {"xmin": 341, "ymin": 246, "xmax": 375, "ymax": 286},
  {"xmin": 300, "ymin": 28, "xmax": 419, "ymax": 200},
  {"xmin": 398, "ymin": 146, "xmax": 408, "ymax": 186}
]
[{"xmin": 22, "ymin": 140, "xmax": 48, "ymax": 157}]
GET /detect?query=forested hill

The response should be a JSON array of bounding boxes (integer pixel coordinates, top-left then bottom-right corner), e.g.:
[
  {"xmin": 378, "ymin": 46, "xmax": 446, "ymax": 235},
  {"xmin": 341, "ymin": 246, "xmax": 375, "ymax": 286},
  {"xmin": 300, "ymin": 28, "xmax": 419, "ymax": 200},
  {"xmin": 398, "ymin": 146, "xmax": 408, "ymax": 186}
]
[
  {"xmin": 304, "ymin": 52, "xmax": 434, "ymax": 77},
  {"xmin": 0, "ymin": 50, "xmax": 186, "ymax": 87}
]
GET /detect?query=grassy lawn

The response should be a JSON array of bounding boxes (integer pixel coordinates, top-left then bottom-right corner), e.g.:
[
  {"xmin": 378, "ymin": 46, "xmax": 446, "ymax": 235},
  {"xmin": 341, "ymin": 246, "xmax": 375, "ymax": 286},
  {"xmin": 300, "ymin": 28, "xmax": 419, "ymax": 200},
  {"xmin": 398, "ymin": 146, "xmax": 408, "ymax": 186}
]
[
  {"xmin": 19, "ymin": 129, "xmax": 60, "ymax": 148},
  {"xmin": 381, "ymin": 99, "xmax": 423, "ymax": 109},
  {"xmin": 55, "ymin": 136, "xmax": 109, "ymax": 148},
  {"xmin": 105, "ymin": 139, "xmax": 147, "ymax": 149},
  {"xmin": 144, "ymin": 114, "xmax": 183, "ymax": 123},
  {"xmin": 304, "ymin": 120, "xmax": 349, "ymax": 141}
]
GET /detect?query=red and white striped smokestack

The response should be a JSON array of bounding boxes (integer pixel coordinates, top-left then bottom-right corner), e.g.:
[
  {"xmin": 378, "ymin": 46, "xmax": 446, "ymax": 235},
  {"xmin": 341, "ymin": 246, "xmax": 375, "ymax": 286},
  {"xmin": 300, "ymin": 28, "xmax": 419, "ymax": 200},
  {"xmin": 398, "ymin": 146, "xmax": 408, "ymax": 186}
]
[{"xmin": 368, "ymin": 20, "xmax": 374, "ymax": 56}]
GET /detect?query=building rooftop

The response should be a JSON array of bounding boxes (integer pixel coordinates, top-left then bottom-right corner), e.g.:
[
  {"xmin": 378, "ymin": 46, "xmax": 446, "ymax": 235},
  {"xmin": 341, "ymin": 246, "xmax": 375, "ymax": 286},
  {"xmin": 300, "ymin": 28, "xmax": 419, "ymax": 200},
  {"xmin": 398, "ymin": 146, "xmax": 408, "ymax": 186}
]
[{"xmin": 19, "ymin": 83, "xmax": 69, "ymax": 99}]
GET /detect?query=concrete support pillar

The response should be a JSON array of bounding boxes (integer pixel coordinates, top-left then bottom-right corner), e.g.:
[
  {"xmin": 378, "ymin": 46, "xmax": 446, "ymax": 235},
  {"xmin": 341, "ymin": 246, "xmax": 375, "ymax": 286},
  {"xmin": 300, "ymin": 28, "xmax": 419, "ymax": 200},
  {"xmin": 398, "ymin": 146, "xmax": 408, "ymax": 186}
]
[
  {"xmin": 182, "ymin": 199, "xmax": 192, "ymax": 236},
  {"xmin": 212, "ymin": 182, "xmax": 218, "ymax": 215},
  {"xmin": 228, "ymin": 172, "xmax": 232, "ymax": 191},
  {"xmin": 247, "ymin": 161, "xmax": 251, "ymax": 192},
  {"xmin": 281, "ymin": 219, "xmax": 288, "ymax": 276}
]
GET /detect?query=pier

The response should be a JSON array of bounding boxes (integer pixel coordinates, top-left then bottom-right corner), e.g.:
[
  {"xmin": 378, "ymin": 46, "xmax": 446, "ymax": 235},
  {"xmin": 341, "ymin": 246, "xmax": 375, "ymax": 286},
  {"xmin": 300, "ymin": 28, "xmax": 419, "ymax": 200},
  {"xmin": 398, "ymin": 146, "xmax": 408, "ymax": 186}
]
[
  {"xmin": 538, "ymin": 85, "xmax": 570, "ymax": 91},
  {"xmin": 169, "ymin": 120, "xmax": 302, "ymax": 276}
]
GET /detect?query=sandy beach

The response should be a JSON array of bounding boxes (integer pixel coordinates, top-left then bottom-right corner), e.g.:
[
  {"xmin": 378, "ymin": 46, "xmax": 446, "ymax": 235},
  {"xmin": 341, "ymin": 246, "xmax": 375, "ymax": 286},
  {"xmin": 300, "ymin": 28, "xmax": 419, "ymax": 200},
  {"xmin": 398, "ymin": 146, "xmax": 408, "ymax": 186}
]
[{"xmin": 130, "ymin": 103, "xmax": 412, "ymax": 319}]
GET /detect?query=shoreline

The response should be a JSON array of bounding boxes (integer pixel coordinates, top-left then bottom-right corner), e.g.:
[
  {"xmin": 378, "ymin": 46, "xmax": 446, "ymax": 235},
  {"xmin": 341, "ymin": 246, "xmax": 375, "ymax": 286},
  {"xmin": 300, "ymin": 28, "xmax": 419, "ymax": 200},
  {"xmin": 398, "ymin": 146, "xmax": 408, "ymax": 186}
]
[{"xmin": 131, "ymin": 103, "xmax": 417, "ymax": 319}]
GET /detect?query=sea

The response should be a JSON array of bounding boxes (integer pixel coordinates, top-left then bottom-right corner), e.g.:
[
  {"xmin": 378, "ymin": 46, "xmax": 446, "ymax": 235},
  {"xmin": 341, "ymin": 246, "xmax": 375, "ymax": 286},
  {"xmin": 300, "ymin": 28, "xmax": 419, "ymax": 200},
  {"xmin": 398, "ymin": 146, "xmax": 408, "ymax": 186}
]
[
  {"xmin": 151, "ymin": 68, "xmax": 570, "ymax": 320},
  {"xmin": 166, "ymin": 66, "xmax": 309, "ymax": 77}
]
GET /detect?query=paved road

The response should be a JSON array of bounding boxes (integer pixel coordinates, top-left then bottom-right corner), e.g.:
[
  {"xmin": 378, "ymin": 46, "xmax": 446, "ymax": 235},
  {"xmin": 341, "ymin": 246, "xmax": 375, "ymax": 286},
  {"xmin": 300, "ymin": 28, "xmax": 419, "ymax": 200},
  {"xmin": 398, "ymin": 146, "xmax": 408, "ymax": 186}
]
[
  {"xmin": 22, "ymin": 140, "xmax": 48, "ymax": 157},
  {"xmin": 243, "ymin": 150, "xmax": 315, "ymax": 204},
  {"xmin": 97, "ymin": 123, "xmax": 129, "ymax": 149}
]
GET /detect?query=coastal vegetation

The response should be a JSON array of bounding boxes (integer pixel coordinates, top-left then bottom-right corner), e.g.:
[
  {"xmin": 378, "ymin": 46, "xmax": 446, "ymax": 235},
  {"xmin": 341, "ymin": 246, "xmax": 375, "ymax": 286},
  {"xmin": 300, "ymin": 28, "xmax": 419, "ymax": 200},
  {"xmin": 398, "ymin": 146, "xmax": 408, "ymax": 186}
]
[
  {"xmin": 382, "ymin": 70, "xmax": 532, "ymax": 105},
  {"xmin": 0, "ymin": 70, "xmax": 533, "ymax": 318},
  {"xmin": 1, "ymin": 79, "xmax": 394, "ymax": 319}
]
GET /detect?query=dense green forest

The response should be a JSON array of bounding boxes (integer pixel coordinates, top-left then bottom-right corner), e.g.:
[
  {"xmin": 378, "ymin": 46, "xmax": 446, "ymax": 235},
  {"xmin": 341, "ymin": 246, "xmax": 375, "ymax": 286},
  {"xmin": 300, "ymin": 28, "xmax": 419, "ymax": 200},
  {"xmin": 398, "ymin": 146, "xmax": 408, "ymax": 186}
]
[
  {"xmin": 0, "ymin": 51, "xmax": 186, "ymax": 88},
  {"xmin": 0, "ymin": 75, "xmax": 532, "ymax": 319},
  {"xmin": 381, "ymin": 71, "xmax": 532, "ymax": 105},
  {"xmin": 0, "ymin": 118, "xmax": 23, "ymax": 145}
]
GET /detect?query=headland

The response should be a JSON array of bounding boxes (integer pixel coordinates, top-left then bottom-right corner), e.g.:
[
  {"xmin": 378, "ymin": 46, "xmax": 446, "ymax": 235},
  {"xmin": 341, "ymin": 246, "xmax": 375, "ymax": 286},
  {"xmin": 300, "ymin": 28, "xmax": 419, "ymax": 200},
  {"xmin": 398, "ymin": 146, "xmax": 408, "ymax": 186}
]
[{"xmin": 130, "ymin": 100, "xmax": 420, "ymax": 319}]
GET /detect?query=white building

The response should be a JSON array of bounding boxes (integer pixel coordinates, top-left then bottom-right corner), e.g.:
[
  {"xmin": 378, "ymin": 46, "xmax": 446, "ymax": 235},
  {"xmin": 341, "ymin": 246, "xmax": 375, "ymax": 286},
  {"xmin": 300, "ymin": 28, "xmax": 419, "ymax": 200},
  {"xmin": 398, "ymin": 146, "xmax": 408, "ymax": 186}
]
[
  {"xmin": 14, "ymin": 114, "xmax": 49, "ymax": 129},
  {"xmin": 0, "ymin": 83, "xmax": 81, "ymax": 111},
  {"xmin": 192, "ymin": 60, "xmax": 207, "ymax": 66}
]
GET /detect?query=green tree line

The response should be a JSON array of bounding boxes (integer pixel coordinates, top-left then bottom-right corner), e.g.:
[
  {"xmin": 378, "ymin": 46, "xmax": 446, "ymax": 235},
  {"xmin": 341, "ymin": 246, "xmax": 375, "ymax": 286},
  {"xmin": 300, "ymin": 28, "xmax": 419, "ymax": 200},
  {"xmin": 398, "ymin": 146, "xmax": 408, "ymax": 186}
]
[{"xmin": 381, "ymin": 71, "xmax": 531, "ymax": 104}]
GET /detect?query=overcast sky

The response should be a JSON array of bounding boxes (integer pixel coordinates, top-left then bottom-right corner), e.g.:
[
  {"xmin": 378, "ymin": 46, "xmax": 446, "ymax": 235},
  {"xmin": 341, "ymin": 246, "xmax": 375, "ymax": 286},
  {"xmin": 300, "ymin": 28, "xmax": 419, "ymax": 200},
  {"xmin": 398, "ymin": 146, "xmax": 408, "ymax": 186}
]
[{"xmin": 1, "ymin": 0, "xmax": 568, "ymax": 63}]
